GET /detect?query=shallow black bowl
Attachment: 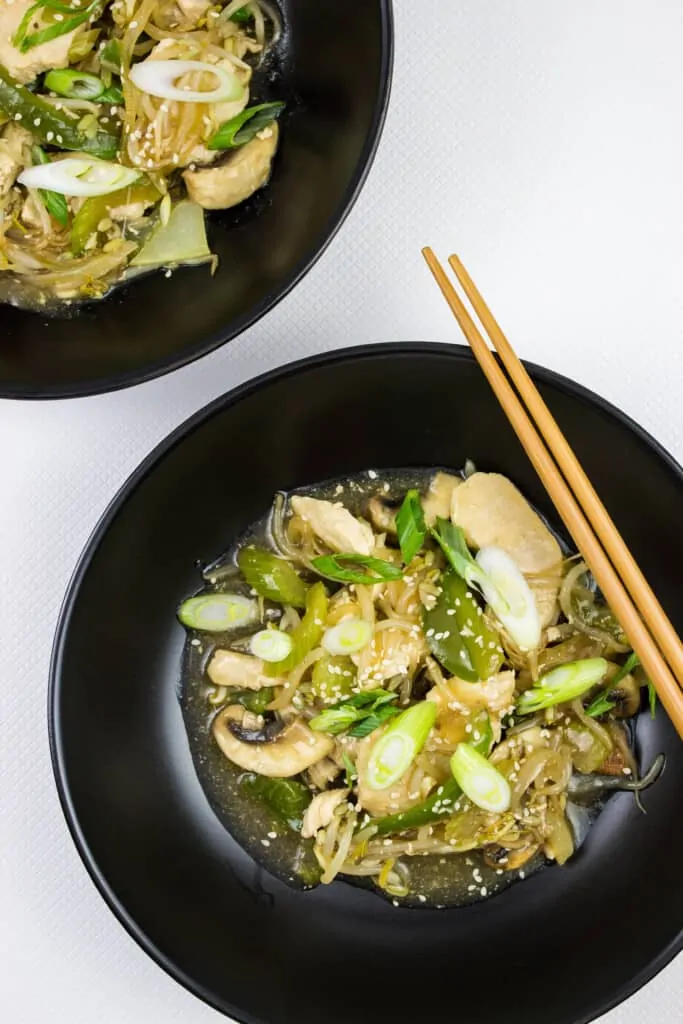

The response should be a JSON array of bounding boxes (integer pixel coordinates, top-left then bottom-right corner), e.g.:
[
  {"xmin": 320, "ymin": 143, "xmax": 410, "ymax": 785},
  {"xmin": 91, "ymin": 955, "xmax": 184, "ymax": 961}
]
[
  {"xmin": 50, "ymin": 344, "xmax": 683, "ymax": 1024},
  {"xmin": 0, "ymin": 2, "xmax": 392, "ymax": 399}
]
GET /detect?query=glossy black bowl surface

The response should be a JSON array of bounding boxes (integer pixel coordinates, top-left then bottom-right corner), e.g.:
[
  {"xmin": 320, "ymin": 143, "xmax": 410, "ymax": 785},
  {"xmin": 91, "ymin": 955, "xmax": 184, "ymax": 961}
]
[
  {"xmin": 50, "ymin": 344, "xmax": 683, "ymax": 1024},
  {"xmin": 0, "ymin": 1, "xmax": 392, "ymax": 399}
]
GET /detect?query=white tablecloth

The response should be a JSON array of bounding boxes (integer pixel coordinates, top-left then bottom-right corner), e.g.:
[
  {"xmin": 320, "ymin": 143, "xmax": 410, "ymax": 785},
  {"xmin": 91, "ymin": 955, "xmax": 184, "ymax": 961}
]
[{"xmin": 2, "ymin": 2, "xmax": 681, "ymax": 1021}]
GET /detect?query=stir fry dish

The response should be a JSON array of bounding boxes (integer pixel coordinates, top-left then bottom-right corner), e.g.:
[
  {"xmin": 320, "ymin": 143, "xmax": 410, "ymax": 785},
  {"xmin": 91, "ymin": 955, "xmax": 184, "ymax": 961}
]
[
  {"xmin": 0, "ymin": 0, "xmax": 282, "ymax": 306},
  {"xmin": 179, "ymin": 468, "xmax": 663, "ymax": 906}
]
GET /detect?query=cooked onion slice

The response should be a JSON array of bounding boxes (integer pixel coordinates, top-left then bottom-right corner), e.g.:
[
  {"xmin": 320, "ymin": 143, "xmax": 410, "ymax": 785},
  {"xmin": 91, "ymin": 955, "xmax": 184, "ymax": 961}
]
[
  {"xmin": 322, "ymin": 618, "xmax": 372, "ymax": 656},
  {"xmin": 18, "ymin": 158, "xmax": 139, "ymax": 197},
  {"xmin": 450, "ymin": 743, "xmax": 511, "ymax": 813},
  {"xmin": 475, "ymin": 545, "xmax": 541, "ymax": 651},
  {"xmin": 128, "ymin": 59, "xmax": 244, "ymax": 104}
]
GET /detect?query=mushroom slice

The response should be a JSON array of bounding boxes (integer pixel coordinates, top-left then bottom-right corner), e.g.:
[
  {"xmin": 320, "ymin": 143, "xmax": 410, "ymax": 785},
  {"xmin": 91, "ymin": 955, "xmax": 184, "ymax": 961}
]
[{"xmin": 212, "ymin": 705, "xmax": 334, "ymax": 777}]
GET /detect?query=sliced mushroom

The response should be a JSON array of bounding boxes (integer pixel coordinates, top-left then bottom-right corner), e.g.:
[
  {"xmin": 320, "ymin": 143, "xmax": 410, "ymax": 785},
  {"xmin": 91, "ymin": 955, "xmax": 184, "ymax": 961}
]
[
  {"xmin": 207, "ymin": 649, "xmax": 282, "ymax": 690},
  {"xmin": 608, "ymin": 672, "xmax": 641, "ymax": 718},
  {"xmin": 367, "ymin": 495, "xmax": 398, "ymax": 535},
  {"xmin": 183, "ymin": 123, "xmax": 278, "ymax": 211},
  {"xmin": 301, "ymin": 788, "xmax": 350, "ymax": 838},
  {"xmin": 290, "ymin": 495, "xmax": 374, "ymax": 556},
  {"xmin": 484, "ymin": 839, "xmax": 540, "ymax": 871},
  {"xmin": 212, "ymin": 705, "xmax": 334, "ymax": 777}
]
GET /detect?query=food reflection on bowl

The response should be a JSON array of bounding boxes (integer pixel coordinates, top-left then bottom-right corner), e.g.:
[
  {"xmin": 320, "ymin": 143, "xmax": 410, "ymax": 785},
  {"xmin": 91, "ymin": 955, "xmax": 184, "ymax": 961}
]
[
  {"xmin": 0, "ymin": 1, "xmax": 393, "ymax": 397},
  {"xmin": 177, "ymin": 465, "xmax": 664, "ymax": 909},
  {"xmin": 50, "ymin": 345, "xmax": 683, "ymax": 1024}
]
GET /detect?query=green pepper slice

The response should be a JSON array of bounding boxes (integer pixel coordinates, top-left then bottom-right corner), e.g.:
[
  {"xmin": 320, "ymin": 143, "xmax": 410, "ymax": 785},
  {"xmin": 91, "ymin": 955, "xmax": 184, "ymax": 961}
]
[
  {"xmin": 239, "ymin": 774, "xmax": 312, "ymax": 831},
  {"xmin": 265, "ymin": 582, "xmax": 327, "ymax": 676},
  {"xmin": 238, "ymin": 546, "xmax": 309, "ymax": 608}
]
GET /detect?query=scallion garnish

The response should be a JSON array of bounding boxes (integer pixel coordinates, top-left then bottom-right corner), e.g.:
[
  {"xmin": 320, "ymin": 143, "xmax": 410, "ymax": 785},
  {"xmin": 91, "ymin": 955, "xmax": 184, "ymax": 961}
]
[
  {"xmin": 585, "ymin": 651, "xmax": 640, "ymax": 718},
  {"xmin": 14, "ymin": 0, "xmax": 103, "ymax": 54},
  {"xmin": 395, "ymin": 489, "xmax": 427, "ymax": 565},
  {"xmin": 44, "ymin": 69, "xmax": 106, "ymax": 101},
  {"xmin": 177, "ymin": 593, "xmax": 258, "ymax": 632},
  {"xmin": 250, "ymin": 629, "xmax": 294, "ymax": 663},
  {"xmin": 311, "ymin": 553, "xmax": 403, "ymax": 586},
  {"xmin": 322, "ymin": 617, "xmax": 372, "ymax": 656},
  {"xmin": 450, "ymin": 743, "xmax": 511, "ymax": 813},
  {"xmin": 208, "ymin": 101, "xmax": 285, "ymax": 151},
  {"xmin": 647, "ymin": 680, "xmax": 657, "ymax": 718},
  {"xmin": 517, "ymin": 658, "xmax": 608, "ymax": 715},
  {"xmin": 364, "ymin": 701, "xmax": 437, "ymax": 791},
  {"xmin": 31, "ymin": 146, "xmax": 68, "ymax": 227}
]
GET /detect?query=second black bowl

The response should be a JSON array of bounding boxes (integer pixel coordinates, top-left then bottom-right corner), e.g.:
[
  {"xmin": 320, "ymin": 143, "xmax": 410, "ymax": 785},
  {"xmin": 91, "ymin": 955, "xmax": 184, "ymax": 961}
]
[
  {"xmin": 0, "ymin": 1, "xmax": 393, "ymax": 399},
  {"xmin": 50, "ymin": 344, "xmax": 683, "ymax": 1024}
]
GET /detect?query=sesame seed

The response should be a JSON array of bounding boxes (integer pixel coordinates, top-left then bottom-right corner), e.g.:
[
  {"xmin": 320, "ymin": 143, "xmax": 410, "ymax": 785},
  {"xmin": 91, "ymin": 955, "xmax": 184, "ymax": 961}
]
[{"xmin": 260, "ymin": 839, "xmax": 270, "ymax": 847}]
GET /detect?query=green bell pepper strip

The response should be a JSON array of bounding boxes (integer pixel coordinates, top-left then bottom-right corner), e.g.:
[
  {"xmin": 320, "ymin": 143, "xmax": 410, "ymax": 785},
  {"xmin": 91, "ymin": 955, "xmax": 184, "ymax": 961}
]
[
  {"xmin": 239, "ymin": 774, "xmax": 311, "ymax": 831},
  {"xmin": 364, "ymin": 712, "xmax": 493, "ymax": 837},
  {"xmin": 238, "ymin": 546, "xmax": 309, "ymax": 608},
  {"xmin": 423, "ymin": 569, "xmax": 477, "ymax": 681},
  {"xmin": 265, "ymin": 582, "xmax": 328, "ymax": 675},
  {"xmin": 0, "ymin": 65, "xmax": 119, "ymax": 159},
  {"xmin": 70, "ymin": 180, "xmax": 160, "ymax": 254},
  {"xmin": 227, "ymin": 686, "xmax": 275, "ymax": 715}
]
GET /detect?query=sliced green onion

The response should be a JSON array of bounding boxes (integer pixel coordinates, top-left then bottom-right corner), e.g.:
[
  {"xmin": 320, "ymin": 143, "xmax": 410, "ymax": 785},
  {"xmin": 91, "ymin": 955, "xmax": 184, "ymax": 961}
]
[
  {"xmin": 208, "ymin": 101, "xmax": 285, "ymax": 150},
  {"xmin": 309, "ymin": 705, "xmax": 364, "ymax": 735},
  {"xmin": 18, "ymin": 157, "xmax": 139, "ymax": 197},
  {"xmin": 431, "ymin": 518, "xmax": 491, "ymax": 593},
  {"xmin": 517, "ymin": 657, "xmax": 608, "ymax": 715},
  {"xmin": 647, "ymin": 680, "xmax": 657, "ymax": 718},
  {"xmin": 311, "ymin": 553, "xmax": 403, "ymax": 586},
  {"xmin": 178, "ymin": 593, "xmax": 258, "ymax": 631},
  {"xmin": 395, "ymin": 489, "xmax": 427, "ymax": 565},
  {"xmin": 44, "ymin": 69, "xmax": 105, "ymax": 100},
  {"xmin": 130, "ymin": 200, "xmax": 212, "ymax": 268},
  {"xmin": 32, "ymin": 146, "xmax": 68, "ymax": 226},
  {"xmin": 310, "ymin": 689, "xmax": 398, "ymax": 737},
  {"xmin": 450, "ymin": 743, "xmax": 511, "ymax": 813},
  {"xmin": 322, "ymin": 617, "xmax": 372, "ymax": 656},
  {"xmin": 128, "ymin": 59, "xmax": 244, "ymax": 104},
  {"xmin": 475, "ymin": 545, "xmax": 541, "ymax": 651},
  {"xmin": 250, "ymin": 629, "xmax": 293, "ymax": 663},
  {"xmin": 14, "ymin": 0, "xmax": 102, "ymax": 54},
  {"xmin": 365, "ymin": 702, "xmax": 437, "ymax": 791},
  {"xmin": 612, "ymin": 651, "xmax": 640, "ymax": 687}
]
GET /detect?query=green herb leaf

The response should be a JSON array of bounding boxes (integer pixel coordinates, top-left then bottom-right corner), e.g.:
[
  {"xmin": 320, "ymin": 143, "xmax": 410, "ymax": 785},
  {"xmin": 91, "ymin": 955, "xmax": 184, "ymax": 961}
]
[
  {"xmin": 309, "ymin": 706, "xmax": 360, "ymax": 735},
  {"xmin": 311, "ymin": 553, "xmax": 404, "ymax": 586},
  {"xmin": 396, "ymin": 489, "xmax": 427, "ymax": 565},
  {"xmin": 208, "ymin": 101, "xmax": 285, "ymax": 150},
  {"xmin": 348, "ymin": 704, "xmax": 400, "ymax": 738},
  {"xmin": 32, "ymin": 146, "xmax": 69, "ymax": 226},
  {"xmin": 647, "ymin": 681, "xmax": 657, "ymax": 718}
]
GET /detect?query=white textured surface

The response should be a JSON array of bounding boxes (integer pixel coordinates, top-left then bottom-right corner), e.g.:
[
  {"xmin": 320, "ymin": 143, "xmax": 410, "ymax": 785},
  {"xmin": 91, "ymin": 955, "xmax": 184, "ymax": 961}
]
[{"xmin": 1, "ymin": 1, "xmax": 682, "ymax": 1021}]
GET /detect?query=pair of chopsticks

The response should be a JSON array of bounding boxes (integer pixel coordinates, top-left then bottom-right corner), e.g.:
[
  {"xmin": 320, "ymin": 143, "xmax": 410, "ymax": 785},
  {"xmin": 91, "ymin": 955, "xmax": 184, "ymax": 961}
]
[{"xmin": 423, "ymin": 247, "xmax": 683, "ymax": 738}]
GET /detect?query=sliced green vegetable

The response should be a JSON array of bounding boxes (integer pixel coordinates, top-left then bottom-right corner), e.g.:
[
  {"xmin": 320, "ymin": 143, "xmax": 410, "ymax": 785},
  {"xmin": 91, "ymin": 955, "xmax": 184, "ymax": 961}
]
[
  {"xmin": 431, "ymin": 518, "xmax": 489, "ymax": 593},
  {"xmin": 130, "ymin": 200, "xmax": 212, "ymax": 268},
  {"xmin": 265, "ymin": 582, "xmax": 327, "ymax": 676},
  {"xmin": 44, "ymin": 69, "xmax": 105, "ymax": 100},
  {"xmin": 647, "ymin": 680, "xmax": 657, "ymax": 718},
  {"xmin": 395, "ymin": 489, "xmax": 427, "ymax": 565},
  {"xmin": 342, "ymin": 751, "xmax": 357, "ymax": 787},
  {"xmin": 208, "ymin": 101, "xmax": 285, "ymax": 150},
  {"xmin": 178, "ymin": 593, "xmax": 257, "ymax": 631},
  {"xmin": 423, "ymin": 570, "xmax": 476, "ymax": 681},
  {"xmin": 311, "ymin": 553, "xmax": 403, "ymax": 586},
  {"xmin": 613, "ymin": 651, "xmax": 640, "ymax": 687},
  {"xmin": 14, "ymin": 0, "xmax": 103, "ymax": 54},
  {"xmin": 0, "ymin": 65, "xmax": 119, "ymax": 158},
  {"xmin": 517, "ymin": 658, "xmax": 608, "ymax": 715},
  {"xmin": 367, "ymin": 712, "xmax": 493, "ymax": 836},
  {"xmin": 450, "ymin": 743, "xmax": 511, "ymax": 813},
  {"xmin": 584, "ymin": 690, "xmax": 616, "ymax": 719},
  {"xmin": 322, "ymin": 617, "xmax": 372, "ymax": 656},
  {"xmin": 70, "ymin": 179, "xmax": 160, "ymax": 255},
  {"xmin": 309, "ymin": 655, "xmax": 356, "ymax": 703},
  {"xmin": 238, "ymin": 546, "xmax": 308, "ymax": 608},
  {"xmin": 250, "ymin": 629, "xmax": 293, "ymax": 663},
  {"xmin": 364, "ymin": 701, "xmax": 437, "ymax": 791},
  {"xmin": 309, "ymin": 688, "xmax": 398, "ymax": 736},
  {"xmin": 240, "ymin": 773, "xmax": 311, "ymax": 831},
  {"xmin": 32, "ymin": 146, "xmax": 68, "ymax": 227},
  {"xmin": 99, "ymin": 38, "xmax": 122, "ymax": 73},
  {"xmin": 229, "ymin": 686, "xmax": 274, "ymax": 714}
]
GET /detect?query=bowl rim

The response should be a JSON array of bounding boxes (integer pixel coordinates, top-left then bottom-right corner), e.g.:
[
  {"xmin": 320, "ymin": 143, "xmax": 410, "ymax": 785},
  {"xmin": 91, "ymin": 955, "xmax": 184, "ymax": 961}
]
[
  {"xmin": 4, "ymin": 1, "xmax": 395, "ymax": 402},
  {"xmin": 48, "ymin": 341, "xmax": 683, "ymax": 1024}
]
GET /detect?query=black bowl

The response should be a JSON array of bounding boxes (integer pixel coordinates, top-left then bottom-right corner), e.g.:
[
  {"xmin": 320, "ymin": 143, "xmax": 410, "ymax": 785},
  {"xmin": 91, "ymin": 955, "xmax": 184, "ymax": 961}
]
[
  {"xmin": 50, "ymin": 344, "xmax": 683, "ymax": 1024},
  {"xmin": 0, "ymin": 2, "xmax": 392, "ymax": 400}
]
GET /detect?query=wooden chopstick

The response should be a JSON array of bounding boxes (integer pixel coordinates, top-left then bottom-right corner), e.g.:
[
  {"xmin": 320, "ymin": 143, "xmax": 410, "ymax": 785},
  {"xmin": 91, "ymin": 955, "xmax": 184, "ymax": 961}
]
[
  {"xmin": 422, "ymin": 246, "xmax": 683, "ymax": 738},
  {"xmin": 448, "ymin": 252, "xmax": 683, "ymax": 685}
]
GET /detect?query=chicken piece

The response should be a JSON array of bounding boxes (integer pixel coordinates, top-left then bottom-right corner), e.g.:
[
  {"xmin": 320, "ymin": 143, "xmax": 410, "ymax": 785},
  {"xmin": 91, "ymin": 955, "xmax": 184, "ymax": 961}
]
[
  {"xmin": 176, "ymin": 0, "xmax": 212, "ymax": 25},
  {"xmin": 108, "ymin": 200, "xmax": 154, "ymax": 222},
  {"xmin": 301, "ymin": 789, "xmax": 349, "ymax": 838},
  {"xmin": 207, "ymin": 649, "xmax": 281, "ymax": 690},
  {"xmin": 290, "ymin": 494, "xmax": 374, "ymax": 556},
  {"xmin": 183, "ymin": 123, "xmax": 279, "ymax": 211},
  {"xmin": 451, "ymin": 472, "xmax": 562, "ymax": 627},
  {"xmin": 0, "ymin": 0, "xmax": 81, "ymax": 84},
  {"xmin": 422, "ymin": 472, "xmax": 461, "ymax": 526},
  {"xmin": 356, "ymin": 626, "xmax": 426, "ymax": 686},
  {"xmin": 19, "ymin": 192, "xmax": 45, "ymax": 229},
  {"xmin": 355, "ymin": 734, "xmax": 435, "ymax": 818},
  {"xmin": 427, "ymin": 671, "xmax": 516, "ymax": 742},
  {"xmin": 0, "ymin": 123, "xmax": 32, "ymax": 197}
]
